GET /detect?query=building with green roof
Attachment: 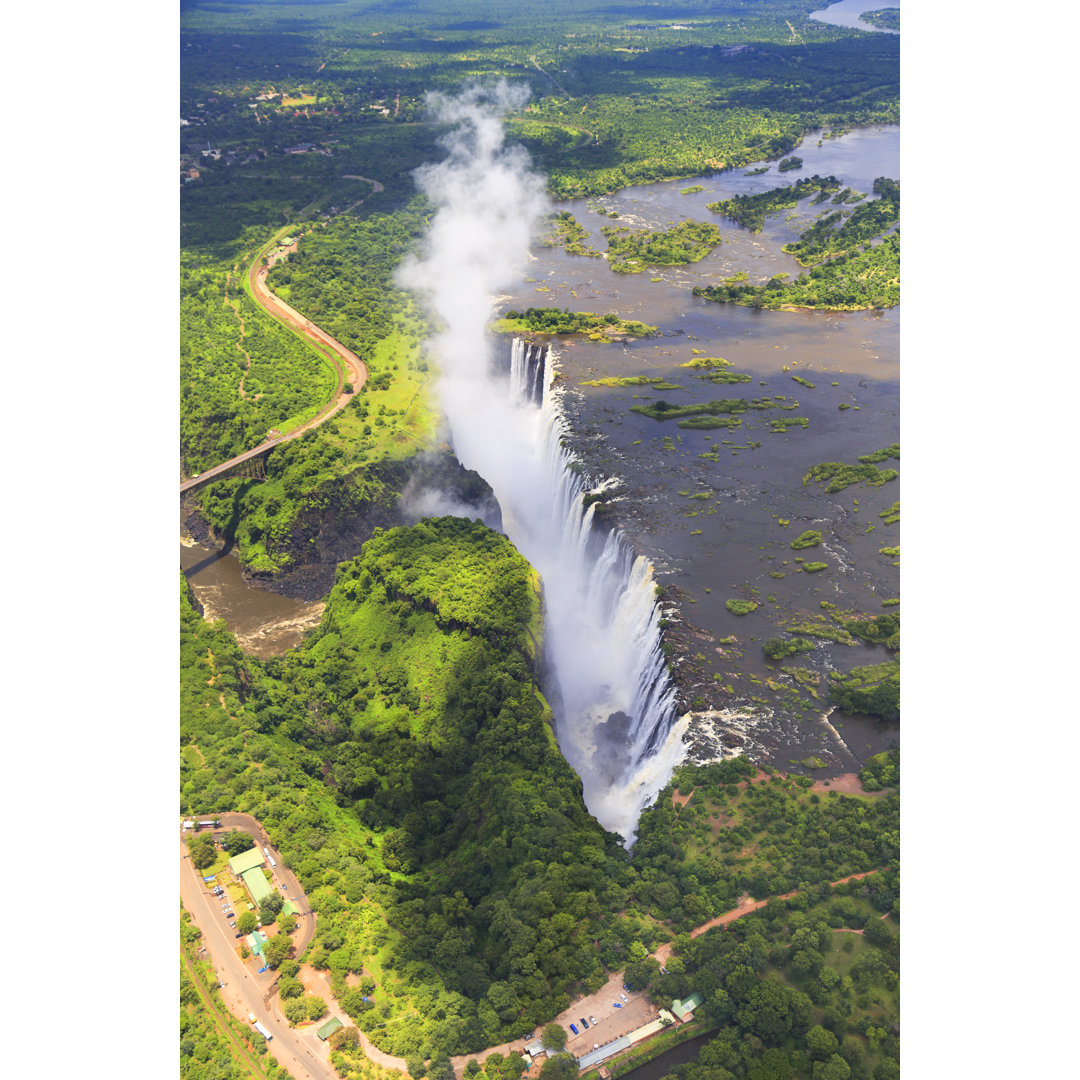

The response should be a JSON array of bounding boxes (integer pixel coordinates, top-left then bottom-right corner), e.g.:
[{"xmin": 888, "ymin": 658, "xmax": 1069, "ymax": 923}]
[
  {"xmin": 317, "ymin": 1017, "xmax": 344, "ymax": 1041},
  {"xmin": 241, "ymin": 866, "xmax": 274, "ymax": 905},
  {"xmin": 672, "ymin": 992, "xmax": 703, "ymax": 1022},
  {"xmin": 246, "ymin": 930, "xmax": 269, "ymax": 959},
  {"xmin": 228, "ymin": 847, "xmax": 266, "ymax": 876}
]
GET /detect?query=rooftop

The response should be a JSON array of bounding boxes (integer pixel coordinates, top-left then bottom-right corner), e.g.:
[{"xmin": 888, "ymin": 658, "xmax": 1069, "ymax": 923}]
[
  {"xmin": 228, "ymin": 847, "xmax": 265, "ymax": 876},
  {"xmin": 577, "ymin": 1037, "xmax": 631, "ymax": 1070}
]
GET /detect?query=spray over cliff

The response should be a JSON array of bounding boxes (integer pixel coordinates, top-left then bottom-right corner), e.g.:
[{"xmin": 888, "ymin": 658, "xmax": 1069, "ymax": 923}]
[{"xmin": 398, "ymin": 84, "xmax": 687, "ymax": 841}]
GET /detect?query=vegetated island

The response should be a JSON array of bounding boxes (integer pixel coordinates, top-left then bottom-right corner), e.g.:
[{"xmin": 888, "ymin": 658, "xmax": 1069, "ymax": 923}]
[
  {"xmin": 803, "ymin": 444, "xmax": 900, "ymax": 493},
  {"xmin": 696, "ymin": 178, "xmax": 900, "ymax": 311},
  {"xmin": 707, "ymin": 175, "xmax": 843, "ymax": 232},
  {"xmin": 680, "ymin": 356, "xmax": 754, "ymax": 385},
  {"xmin": 631, "ymin": 396, "xmax": 803, "ymax": 431},
  {"xmin": 861, "ymin": 8, "xmax": 901, "ymax": 31},
  {"xmin": 492, "ymin": 307, "xmax": 658, "ymax": 340},
  {"xmin": 601, "ymin": 219, "xmax": 722, "ymax": 273},
  {"xmin": 537, "ymin": 210, "xmax": 603, "ymax": 257}
]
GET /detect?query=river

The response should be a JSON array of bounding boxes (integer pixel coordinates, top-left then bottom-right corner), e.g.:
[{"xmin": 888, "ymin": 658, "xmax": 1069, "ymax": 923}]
[
  {"xmin": 181, "ymin": 528, "xmax": 325, "ymax": 657},
  {"xmin": 498, "ymin": 124, "xmax": 901, "ymax": 777},
  {"xmin": 182, "ymin": 124, "xmax": 899, "ymax": 785},
  {"xmin": 809, "ymin": 0, "xmax": 901, "ymax": 34},
  {"xmin": 615, "ymin": 1032, "xmax": 715, "ymax": 1080}
]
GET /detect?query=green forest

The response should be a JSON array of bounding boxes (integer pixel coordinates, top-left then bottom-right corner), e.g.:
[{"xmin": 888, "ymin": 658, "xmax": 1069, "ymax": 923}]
[
  {"xmin": 180, "ymin": 3, "xmax": 901, "ymax": 1074},
  {"xmin": 181, "ymin": 519, "xmax": 899, "ymax": 1075}
]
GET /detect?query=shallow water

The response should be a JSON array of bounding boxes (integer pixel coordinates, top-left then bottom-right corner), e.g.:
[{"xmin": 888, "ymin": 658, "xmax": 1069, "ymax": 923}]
[{"xmin": 501, "ymin": 126, "xmax": 901, "ymax": 774}]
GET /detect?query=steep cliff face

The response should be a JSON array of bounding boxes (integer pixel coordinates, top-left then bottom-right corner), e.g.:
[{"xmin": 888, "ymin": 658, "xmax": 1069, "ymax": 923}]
[{"xmin": 183, "ymin": 449, "xmax": 502, "ymax": 601}]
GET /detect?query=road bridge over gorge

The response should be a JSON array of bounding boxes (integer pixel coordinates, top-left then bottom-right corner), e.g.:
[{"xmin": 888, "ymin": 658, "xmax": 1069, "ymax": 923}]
[{"xmin": 181, "ymin": 230, "xmax": 369, "ymax": 496}]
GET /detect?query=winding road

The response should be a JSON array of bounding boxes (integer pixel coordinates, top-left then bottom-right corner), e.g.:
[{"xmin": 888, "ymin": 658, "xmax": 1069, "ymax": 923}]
[{"xmin": 180, "ymin": 219, "xmax": 372, "ymax": 496}]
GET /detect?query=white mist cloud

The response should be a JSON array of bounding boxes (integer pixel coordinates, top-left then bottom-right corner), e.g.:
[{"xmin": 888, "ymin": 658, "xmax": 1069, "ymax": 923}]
[
  {"xmin": 396, "ymin": 82, "xmax": 550, "ymax": 386},
  {"xmin": 397, "ymin": 84, "xmax": 684, "ymax": 844}
]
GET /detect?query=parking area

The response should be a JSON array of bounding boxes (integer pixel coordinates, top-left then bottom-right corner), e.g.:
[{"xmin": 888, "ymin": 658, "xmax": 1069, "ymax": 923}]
[{"xmin": 552, "ymin": 970, "xmax": 660, "ymax": 1057}]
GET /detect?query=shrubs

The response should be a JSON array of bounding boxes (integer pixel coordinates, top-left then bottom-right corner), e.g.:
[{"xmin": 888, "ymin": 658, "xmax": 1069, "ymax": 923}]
[
  {"xmin": 763, "ymin": 637, "xmax": 815, "ymax": 660},
  {"xmin": 791, "ymin": 530, "xmax": 823, "ymax": 550},
  {"xmin": 726, "ymin": 598, "xmax": 759, "ymax": 616}
]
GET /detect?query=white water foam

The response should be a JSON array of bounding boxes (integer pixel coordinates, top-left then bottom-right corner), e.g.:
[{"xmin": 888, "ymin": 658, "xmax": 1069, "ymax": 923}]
[{"xmin": 395, "ymin": 83, "xmax": 686, "ymax": 843}]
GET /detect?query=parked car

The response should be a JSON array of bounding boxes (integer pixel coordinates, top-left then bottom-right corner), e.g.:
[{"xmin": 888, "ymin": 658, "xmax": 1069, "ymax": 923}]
[
  {"xmin": 229, "ymin": 921, "xmax": 237, "ymax": 928},
  {"xmin": 619, "ymin": 993, "xmax": 628, "ymax": 1002},
  {"xmin": 613, "ymin": 1003, "xmax": 623, "ymax": 1009},
  {"xmin": 580, "ymin": 1018, "xmax": 589, "ymax": 1030},
  {"xmin": 569, "ymin": 1024, "xmax": 579, "ymax": 1035},
  {"xmin": 589, "ymin": 1016, "xmax": 597, "ymax": 1026},
  {"xmin": 234, "ymin": 932, "xmax": 243, "ymax": 939}
]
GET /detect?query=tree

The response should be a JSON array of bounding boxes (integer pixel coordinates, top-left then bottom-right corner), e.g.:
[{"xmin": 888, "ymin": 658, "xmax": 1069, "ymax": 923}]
[
  {"xmin": 329, "ymin": 1026, "xmax": 361, "ymax": 1051},
  {"xmin": 188, "ymin": 834, "xmax": 216, "ymax": 870},
  {"xmin": 429, "ymin": 1055, "xmax": 455, "ymax": 1080},
  {"xmin": 737, "ymin": 981, "xmax": 793, "ymax": 1043},
  {"xmin": 277, "ymin": 911, "xmax": 298, "ymax": 933},
  {"xmin": 222, "ymin": 829, "xmax": 255, "ymax": 856},
  {"xmin": 541, "ymin": 1023, "xmax": 567, "ymax": 1051},
  {"xmin": 539, "ymin": 1055, "xmax": 577, "ymax": 1080},
  {"xmin": 305, "ymin": 995, "xmax": 327, "ymax": 1021},
  {"xmin": 812, "ymin": 1055, "xmax": 850, "ymax": 1080},
  {"xmin": 873, "ymin": 1060, "xmax": 900, "ymax": 1080},
  {"xmin": 747, "ymin": 1048, "xmax": 793, "ymax": 1080},
  {"xmin": 237, "ymin": 911, "xmax": 258, "ymax": 935},
  {"xmin": 262, "ymin": 933, "xmax": 293, "ymax": 969},
  {"xmin": 806, "ymin": 1025, "xmax": 839, "ymax": 1061},
  {"xmin": 260, "ymin": 892, "xmax": 285, "ymax": 924},
  {"xmin": 284, "ymin": 996, "xmax": 309, "ymax": 1025}
]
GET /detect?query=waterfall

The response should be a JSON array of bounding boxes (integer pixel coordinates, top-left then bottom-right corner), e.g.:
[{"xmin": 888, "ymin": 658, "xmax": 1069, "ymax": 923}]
[
  {"xmin": 492, "ymin": 338, "xmax": 686, "ymax": 843},
  {"xmin": 392, "ymin": 86, "xmax": 686, "ymax": 843}
]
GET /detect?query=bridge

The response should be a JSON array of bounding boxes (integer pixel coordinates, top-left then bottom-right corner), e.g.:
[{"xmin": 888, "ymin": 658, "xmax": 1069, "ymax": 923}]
[
  {"xmin": 181, "ymin": 227, "xmax": 369, "ymax": 496},
  {"xmin": 179, "ymin": 439, "xmax": 280, "ymax": 495}
]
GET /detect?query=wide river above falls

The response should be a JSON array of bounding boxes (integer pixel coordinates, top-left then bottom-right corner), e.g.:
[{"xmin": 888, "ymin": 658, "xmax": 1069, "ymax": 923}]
[
  {"xmin": 809, "ymin": 0, "xmax": 901, "ymax": 34},
  {"xmin": 183, "ymin": 124, "xmax": 900, "ymax": 776}
]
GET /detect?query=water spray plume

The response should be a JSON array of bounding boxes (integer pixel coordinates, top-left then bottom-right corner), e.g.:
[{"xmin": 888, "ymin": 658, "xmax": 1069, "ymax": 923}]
[{"xmin": 398, "ymin": 84, "xmax": 686, "ymax": 844}]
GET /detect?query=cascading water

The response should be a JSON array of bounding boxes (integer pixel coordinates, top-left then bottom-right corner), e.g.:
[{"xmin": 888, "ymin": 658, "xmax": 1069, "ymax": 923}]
[
  {"xmin": 495, "ymin": 338, "xmax": 689, "ymax": 841},
  {"xmin": 395, "ymin": 82, "xmax": 688, "ymax": 843}
]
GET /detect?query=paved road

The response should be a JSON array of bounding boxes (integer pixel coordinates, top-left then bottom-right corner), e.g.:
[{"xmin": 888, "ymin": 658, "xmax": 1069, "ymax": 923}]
[
  {"xmin": 214, "ymin": 813, "xmax": 318, "ymax": 962},
  {"xmin": 180, "ymin": 826, "xmax": 334, "ymax": 1080},
  {"xmin": 179, "ymin": 236, "xmax": 369, "ymax": 495}
]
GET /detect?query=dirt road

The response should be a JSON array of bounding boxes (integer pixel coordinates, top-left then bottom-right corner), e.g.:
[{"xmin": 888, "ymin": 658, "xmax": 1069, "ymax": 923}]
[{"xmin": 652, "ymin": 869, "xmax": 883, "ymax": 967}]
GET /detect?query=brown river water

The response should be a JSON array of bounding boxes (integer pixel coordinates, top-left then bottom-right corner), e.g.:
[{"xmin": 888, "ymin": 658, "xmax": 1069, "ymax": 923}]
[{"xmin": 182, "ymin": 124, "xmax": 900, "ymax": 774}]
